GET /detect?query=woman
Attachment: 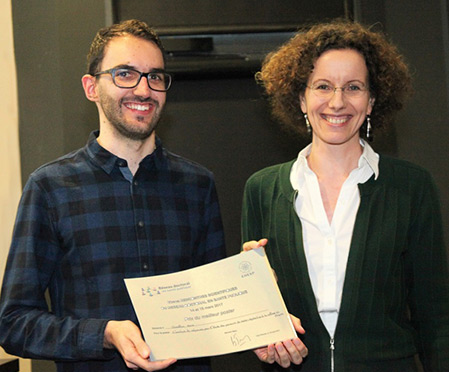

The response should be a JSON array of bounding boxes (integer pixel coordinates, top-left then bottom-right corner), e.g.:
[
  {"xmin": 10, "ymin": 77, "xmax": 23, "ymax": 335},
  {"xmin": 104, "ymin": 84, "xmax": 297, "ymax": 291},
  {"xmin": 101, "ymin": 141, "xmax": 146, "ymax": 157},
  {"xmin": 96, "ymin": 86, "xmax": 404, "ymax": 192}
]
[{"xmin": 242, "ymin": 20, "xmax": 449, "ymax": 371}]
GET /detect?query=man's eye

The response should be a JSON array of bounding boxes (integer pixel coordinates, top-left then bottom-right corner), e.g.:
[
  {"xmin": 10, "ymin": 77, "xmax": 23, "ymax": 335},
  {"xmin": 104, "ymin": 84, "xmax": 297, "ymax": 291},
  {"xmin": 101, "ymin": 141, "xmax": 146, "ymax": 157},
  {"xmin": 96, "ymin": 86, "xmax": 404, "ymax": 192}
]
[
  {"xmin": 116, "ymin": 69, "xmax": 134, "ymax": 79},
  {"xmin": 149, "ymin": 73, "xmax": 163, "ymax": 81}
]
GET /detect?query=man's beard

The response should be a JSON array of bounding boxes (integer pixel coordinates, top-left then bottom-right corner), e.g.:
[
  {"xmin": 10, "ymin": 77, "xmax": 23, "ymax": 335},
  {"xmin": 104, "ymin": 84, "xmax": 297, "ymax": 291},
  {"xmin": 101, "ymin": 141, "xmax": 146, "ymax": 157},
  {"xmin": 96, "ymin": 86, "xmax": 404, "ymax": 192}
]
[{"xmin": 100, "ymin": 95, "xmax": 163, "ymax": 141}]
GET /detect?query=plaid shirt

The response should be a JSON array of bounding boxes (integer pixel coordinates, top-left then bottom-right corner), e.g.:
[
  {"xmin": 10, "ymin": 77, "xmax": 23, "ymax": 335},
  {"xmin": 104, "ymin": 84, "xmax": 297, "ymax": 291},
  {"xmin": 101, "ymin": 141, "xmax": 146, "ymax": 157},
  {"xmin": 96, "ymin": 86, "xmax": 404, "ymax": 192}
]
[{"xmin": 0, "ymin": 131, "xmax": 226, "ymax": 372}]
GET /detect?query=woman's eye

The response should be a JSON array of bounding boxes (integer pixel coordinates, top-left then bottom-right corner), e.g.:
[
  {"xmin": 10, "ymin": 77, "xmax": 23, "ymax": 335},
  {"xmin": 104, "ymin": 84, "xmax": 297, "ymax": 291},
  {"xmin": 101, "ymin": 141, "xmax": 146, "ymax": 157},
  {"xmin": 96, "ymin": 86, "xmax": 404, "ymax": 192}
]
[
  {"xmin": 316, "ymin": 84, "xmax": 332, "ymax": 91},
  {"xmin": 346, "ymin": 84, "xmax": 362, "ymax": 91}
]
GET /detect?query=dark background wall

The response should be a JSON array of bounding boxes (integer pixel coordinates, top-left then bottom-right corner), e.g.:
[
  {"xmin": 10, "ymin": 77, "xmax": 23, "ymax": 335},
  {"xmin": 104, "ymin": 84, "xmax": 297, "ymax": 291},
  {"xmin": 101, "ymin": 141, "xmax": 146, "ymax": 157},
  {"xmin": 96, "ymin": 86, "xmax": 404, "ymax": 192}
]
[{"xmin": 11, "ymin": 0, "xmax": 449, "ymax": 371}]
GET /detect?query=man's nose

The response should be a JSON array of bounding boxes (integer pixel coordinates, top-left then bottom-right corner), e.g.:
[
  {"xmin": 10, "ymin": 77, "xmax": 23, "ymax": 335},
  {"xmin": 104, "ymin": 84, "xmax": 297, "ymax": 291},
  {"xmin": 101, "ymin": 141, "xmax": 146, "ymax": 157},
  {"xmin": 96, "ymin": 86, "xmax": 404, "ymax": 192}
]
[{"xmin": 133, "ymin": 76, "xmax": 152, "ymax": 96}]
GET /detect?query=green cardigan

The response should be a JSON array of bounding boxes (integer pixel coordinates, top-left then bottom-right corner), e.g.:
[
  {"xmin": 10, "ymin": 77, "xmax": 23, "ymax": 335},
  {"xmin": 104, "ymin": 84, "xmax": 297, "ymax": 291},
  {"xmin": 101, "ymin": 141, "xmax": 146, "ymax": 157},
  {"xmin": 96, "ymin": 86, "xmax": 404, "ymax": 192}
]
[{"xmin": 242, "ymin": 155, "xmax": 449, "ymax": 372}]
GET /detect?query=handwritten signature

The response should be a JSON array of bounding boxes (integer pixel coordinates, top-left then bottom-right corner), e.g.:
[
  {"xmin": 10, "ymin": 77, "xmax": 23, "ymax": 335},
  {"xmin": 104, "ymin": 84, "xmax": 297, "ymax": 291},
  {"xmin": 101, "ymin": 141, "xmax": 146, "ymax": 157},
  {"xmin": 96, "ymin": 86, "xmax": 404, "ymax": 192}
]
[{"xmin": 230, "ymin": 332, "xmax": 251, "ymax": 347}]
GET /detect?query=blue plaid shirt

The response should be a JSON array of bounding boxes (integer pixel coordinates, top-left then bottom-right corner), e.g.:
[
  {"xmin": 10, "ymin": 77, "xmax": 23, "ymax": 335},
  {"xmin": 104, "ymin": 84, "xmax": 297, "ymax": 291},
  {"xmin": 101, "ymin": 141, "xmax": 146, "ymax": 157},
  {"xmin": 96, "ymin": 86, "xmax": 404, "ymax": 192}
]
[{"xmin": 0, "ymin": 131, "xmax": 226, "ymax": 372}]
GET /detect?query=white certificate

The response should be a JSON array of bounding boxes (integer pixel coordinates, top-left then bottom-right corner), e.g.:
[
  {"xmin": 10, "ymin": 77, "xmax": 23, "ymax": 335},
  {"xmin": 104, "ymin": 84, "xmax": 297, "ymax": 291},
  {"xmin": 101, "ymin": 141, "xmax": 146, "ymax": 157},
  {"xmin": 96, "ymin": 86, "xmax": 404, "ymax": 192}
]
[{"xmin": 124, "ymin": 248, "xmax": 296, "ymax": 361}]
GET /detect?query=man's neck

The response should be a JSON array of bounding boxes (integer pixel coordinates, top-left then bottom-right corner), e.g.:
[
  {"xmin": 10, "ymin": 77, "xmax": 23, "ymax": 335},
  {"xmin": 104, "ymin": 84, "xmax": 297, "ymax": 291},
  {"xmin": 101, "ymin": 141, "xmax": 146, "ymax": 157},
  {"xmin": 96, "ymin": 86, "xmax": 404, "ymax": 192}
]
[{"xmin": 97, "ymin": 130, "xmax": 156, "ymax": 175}]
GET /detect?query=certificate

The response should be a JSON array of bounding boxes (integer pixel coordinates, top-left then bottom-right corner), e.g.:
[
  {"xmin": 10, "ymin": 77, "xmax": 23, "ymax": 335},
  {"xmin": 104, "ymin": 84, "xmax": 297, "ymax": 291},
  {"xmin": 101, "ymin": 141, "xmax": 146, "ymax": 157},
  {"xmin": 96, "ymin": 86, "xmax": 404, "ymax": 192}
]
[{"xmin": 124, "ymin": 248, "xmax": 296, "ymax": 361}]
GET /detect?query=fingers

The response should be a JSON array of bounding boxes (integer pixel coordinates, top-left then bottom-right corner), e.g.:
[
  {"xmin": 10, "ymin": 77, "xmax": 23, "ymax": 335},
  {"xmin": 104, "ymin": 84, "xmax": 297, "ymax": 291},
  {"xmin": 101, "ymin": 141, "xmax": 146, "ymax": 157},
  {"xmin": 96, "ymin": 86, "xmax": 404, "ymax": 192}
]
[
  {"xmin": 253, "ymin": 337, "xmax": 308, "ymax": 368},
  {"xmin": 290, "ymin": 314, "xmax": 306, "ymax": 335},
  {"xmin": 104, "ymin": 320, "xmax": 177, "ymax": 371},
  {"xmin": 252, "ymin": 344, "xmax": 276, "ymax": 364},
  {"xmin": 242, "ymin": 238, "xmax": 277, "ymax": 280},
  {"xmin": 242, "ymin": 238, "xmax": 268, "ymax": 251},
  {"xmin": 274, "ymin": 338, "xmax": 308, "ymax": 368},
  {"xmin": 143, "ymin": 358, "xmax": 177, "ymax": 371},
  {"xmin": 293, "ymin": 338, "xmax": 309, "ymax": 359},
  {"xmin": 126, "ymin": 358, "xmax": 177, "ymax": 371},
  {"xmin": 275, "ymin": 341, "xmax": 292, "ymax": 367}
]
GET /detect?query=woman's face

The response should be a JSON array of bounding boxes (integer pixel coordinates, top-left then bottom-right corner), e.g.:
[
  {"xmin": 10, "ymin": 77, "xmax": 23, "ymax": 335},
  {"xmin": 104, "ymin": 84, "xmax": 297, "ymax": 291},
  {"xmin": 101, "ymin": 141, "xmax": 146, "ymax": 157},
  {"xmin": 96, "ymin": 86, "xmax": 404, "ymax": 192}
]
[{"xmin": 300, "ymin": 48, "xmax": 374, "ymax": 148}]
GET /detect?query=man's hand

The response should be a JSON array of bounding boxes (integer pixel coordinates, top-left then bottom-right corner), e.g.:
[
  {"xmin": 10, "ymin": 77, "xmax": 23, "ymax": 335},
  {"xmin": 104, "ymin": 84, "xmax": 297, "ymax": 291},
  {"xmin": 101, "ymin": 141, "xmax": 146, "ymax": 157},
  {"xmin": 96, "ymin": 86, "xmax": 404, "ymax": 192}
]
[
  {"xmin": 252, "ymin": 315, "xmax": 308, "ymax": 368},
  {"xmin": 104, "ymin": 320, "xmax": 177, "ymax": 371}
]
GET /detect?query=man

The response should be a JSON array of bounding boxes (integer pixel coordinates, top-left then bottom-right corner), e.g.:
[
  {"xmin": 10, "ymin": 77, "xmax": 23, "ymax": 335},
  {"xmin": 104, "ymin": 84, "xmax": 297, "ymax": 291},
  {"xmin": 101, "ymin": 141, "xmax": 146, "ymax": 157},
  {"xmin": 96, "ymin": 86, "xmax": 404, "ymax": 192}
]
[{"xmin": 0, "ymin": 19, "xmax": 226, "ymax": 372}]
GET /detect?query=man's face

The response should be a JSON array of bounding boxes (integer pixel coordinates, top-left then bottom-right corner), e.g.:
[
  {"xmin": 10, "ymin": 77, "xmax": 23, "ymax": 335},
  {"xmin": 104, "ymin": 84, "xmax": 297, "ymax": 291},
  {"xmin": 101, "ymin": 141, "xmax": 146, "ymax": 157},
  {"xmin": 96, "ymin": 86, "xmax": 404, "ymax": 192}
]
[{"xmin": 94, "ymin": 35, "xmax": 167, "ymax": 141}]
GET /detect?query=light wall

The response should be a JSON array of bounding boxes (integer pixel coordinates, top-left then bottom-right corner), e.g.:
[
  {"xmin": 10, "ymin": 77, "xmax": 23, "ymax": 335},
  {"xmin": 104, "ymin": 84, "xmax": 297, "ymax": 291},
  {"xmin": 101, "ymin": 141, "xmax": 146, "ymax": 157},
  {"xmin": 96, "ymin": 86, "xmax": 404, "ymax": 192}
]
[{"xmin": 0, "ymin": 1, "xmax": 29, "ymax": 372}]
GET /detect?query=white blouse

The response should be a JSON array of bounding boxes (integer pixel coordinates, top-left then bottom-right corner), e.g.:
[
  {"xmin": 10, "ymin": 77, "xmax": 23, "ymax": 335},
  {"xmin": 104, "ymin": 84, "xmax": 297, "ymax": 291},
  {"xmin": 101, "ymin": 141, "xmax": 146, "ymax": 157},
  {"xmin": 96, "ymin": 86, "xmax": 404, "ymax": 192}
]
[{"xmin": 289, "ymin": 140, "xmax": 379, "ymax": 337}]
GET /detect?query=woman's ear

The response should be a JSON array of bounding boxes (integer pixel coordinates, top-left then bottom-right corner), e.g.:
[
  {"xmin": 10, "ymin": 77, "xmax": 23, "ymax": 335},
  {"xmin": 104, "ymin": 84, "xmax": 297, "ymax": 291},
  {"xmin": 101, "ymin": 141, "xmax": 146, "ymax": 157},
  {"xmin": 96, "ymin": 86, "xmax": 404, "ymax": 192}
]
[
  {"xmin": 81, "ymin": 74, "xmax": 99, "ymax": 102},
  {"xmin": 367, "ymin": 96, "xmax": 375, "ymax": 114},
  {"xmin": 300, "ymin": 94, "xmax": 307, "ymax": 114}
]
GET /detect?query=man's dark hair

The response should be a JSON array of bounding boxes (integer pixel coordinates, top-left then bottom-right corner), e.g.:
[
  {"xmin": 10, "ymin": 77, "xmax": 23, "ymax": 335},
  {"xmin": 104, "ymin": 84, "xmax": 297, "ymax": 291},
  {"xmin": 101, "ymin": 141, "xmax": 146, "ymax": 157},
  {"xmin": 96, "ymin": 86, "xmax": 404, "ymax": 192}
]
[{"xmin": 86, "ymin": 19, "xmax": 165, "ymax": 75}]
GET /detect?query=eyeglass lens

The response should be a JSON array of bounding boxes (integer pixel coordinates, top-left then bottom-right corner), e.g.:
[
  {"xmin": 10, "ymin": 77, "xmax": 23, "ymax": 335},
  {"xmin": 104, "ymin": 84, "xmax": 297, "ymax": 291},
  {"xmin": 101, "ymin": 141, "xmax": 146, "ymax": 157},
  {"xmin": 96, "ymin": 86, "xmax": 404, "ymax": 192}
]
[
  {"xmin": 114, "ymin": 69, "xmax": 171, "ymax": 91},
  {"xmin": 310, "ymin": 82, "xmax": 366, "ymax": 98}
]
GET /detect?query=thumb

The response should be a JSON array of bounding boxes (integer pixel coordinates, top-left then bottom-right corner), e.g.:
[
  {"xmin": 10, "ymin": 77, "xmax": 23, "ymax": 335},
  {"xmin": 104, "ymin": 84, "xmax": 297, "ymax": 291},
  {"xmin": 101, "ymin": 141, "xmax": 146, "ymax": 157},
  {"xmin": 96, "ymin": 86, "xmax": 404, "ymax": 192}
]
[
  {"xmin": 290, "ymin": 314, "xmax": 306, "ymax": 334},
  {"xmin": 132, "ymin": 335, "xmax": 151, "ymax": 359},
  {"xmin": 257, "ymin": 238, "xmax": 268, "ymax": 247}
]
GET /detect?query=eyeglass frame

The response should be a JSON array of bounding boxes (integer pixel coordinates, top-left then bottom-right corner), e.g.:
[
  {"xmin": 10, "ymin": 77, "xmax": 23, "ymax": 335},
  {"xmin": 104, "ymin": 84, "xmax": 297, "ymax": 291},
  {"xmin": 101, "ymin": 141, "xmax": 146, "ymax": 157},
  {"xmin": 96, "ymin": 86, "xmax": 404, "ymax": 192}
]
[
  {"xmin": 93, "ymin": 67, "xmax": 172, "ymax": 92},
  {"xmin": 306, "ymin": 81, "xmax": 370, "ymax": 98}
]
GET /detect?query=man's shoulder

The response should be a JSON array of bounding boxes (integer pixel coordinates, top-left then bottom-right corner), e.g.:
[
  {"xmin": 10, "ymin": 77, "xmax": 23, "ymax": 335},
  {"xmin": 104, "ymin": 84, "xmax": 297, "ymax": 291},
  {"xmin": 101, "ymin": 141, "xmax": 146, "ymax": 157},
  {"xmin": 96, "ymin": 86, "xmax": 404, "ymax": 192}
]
[
  {"xmin": 27, "ymin": 147, "xmax": 88, "ymax": 184},
  {"xmin": 163, "ymin": 148, "xmax": 214, "ymax": 179}
]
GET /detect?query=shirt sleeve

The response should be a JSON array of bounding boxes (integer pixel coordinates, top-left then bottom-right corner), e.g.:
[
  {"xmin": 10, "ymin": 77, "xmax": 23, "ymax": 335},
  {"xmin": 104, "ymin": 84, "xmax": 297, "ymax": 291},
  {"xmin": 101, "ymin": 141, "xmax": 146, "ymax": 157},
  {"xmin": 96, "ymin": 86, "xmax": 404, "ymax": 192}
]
[
  {"xmin": 406, "ymin": 172, "xmax": 449, "ymax": 371},
  {"xmin": 0, "ymin": 175, "xmax": 112, "ymax": 361}
]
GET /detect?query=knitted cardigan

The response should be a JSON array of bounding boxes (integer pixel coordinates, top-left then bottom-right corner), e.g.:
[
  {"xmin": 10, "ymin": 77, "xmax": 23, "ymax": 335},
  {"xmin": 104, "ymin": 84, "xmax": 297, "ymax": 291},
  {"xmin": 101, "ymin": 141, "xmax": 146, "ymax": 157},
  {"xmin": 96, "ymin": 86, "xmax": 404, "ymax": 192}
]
[{"xmin": 241, "ymin": 155, "xmax": 449, "ymax": 372}]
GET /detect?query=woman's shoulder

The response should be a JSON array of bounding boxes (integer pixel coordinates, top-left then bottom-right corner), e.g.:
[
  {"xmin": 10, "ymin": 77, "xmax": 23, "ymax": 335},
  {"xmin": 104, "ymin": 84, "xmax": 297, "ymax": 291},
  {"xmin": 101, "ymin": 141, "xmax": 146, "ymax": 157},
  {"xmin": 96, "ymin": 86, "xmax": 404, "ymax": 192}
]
[
  {"xmin": 378, "ymin": 154, "xmax": 435, "ymax": 187},
  {"xmin": 246, "ymin": 160, "xmax": 295, "ymax": 184},
  {"xmin": 380, "ymin": 155, "xmax": 432, "ymax": 176}
]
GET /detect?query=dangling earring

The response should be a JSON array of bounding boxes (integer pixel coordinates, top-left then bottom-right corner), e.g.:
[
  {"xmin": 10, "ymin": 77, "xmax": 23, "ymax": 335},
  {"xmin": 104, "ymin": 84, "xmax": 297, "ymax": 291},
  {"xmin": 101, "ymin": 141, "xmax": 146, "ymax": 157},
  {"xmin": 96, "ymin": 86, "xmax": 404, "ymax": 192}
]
[
  {"xmin": 304, "ymin": 113, "xmax": 312, "ymax": 135},
  {"xmin": 366, "ymin": 115, "xmax": 373, "ymax": 142}
]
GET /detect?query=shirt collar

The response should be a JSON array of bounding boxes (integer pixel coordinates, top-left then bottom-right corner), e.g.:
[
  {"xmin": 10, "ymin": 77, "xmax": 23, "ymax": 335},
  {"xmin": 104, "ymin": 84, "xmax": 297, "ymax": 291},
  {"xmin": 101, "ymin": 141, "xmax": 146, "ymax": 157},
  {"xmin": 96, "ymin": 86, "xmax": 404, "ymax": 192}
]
[
  {"xmin": 359, "ymin": 139, "xmax": 379, "ymax": 180},
  {"xmin": 291, "ymin": 139, "xmax": 379, "ymax": 189},
  {"xmin": 85, "ymin": 130, "xmax": 165, "ymax": 175}
]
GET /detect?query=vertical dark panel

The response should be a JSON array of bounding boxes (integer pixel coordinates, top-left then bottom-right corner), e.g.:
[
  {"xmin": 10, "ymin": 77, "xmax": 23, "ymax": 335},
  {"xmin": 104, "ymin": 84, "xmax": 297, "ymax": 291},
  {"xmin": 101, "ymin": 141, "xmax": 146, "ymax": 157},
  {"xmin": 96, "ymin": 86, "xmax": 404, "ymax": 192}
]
[
  {"xmin": 352, "ymin": 0, "xmax": 449, "ymax": 241},
  {"xmin": 159, "ymin": 78, "xmax": 306, "ymax": 256},
  {"xmin": 383, "ymin": 0, "xmax": 449, "ymax": 240},
  {"xmin": 12, "ymin": 0, "xmax": 106, "ymax": 182},
  {"xmin": 12, "ymin": 0, "xmax": 65, "ymax": 182}
]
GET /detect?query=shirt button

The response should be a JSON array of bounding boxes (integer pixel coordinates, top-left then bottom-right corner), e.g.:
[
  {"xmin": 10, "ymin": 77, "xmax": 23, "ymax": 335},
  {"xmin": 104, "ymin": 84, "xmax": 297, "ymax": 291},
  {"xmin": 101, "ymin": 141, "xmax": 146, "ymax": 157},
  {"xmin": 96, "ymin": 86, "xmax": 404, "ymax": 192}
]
[
  {"xmin": 138, "ymin": 221, "xmax": 144, "ymax": 228},
  {"xmin": 142, "ymin": 263, "xmax": 149, "ymax": 270},
  {"xmin": 133, "ymin": 180, "xmax": 139, "ymax": 186}
]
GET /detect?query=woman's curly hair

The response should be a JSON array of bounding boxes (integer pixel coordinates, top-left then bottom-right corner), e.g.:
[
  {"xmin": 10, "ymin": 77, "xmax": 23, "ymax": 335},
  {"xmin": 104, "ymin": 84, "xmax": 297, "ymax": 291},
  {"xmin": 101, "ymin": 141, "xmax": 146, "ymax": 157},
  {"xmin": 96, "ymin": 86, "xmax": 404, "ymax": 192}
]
[{"xmin": 256, "ymin": 19, "xmax": 413, "ymax": 137}]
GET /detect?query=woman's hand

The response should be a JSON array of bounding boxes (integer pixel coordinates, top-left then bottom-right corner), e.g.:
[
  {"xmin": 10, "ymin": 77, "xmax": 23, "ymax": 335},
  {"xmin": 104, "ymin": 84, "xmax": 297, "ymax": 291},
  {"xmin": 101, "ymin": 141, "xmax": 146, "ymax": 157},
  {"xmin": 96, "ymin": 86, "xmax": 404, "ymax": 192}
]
[
  {"xmin": 243, "ymin": 241, "xmax": 307, "ymax": 366},
  {"xmin": 242, "ymin": 238, "xmax": 268, "ymax": 251},
  {"xmin": 252, "ymin": 315, "xmax": 308, "ymax": 368},
  {"xmin": 242, "ymin": 238, "xmax": 277, "ymax": 281}
]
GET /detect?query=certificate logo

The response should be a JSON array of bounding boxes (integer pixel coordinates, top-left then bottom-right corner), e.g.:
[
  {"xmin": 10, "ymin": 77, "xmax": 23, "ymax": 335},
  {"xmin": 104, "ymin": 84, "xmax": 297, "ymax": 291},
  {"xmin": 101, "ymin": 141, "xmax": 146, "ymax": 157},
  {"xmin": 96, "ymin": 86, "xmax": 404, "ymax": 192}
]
[
  {"xmin": 141, "ymin": 286, "xmax": 160, "ymax": 296},
  {"xmin": 239, "ymin": 261, "xmax": 255, "ymax": 278},
  {"xmin": 239, "ymin": 261, "xmax": 252, "ymax": 273}
]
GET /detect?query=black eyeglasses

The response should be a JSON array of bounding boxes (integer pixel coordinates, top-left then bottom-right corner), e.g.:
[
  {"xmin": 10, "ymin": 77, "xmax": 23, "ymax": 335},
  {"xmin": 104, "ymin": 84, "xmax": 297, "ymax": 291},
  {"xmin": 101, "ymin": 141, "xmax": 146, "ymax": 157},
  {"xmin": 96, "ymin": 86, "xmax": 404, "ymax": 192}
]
[{"xmin": 94, "ymin": 67, "xmax": 172, "ymax": 92}]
